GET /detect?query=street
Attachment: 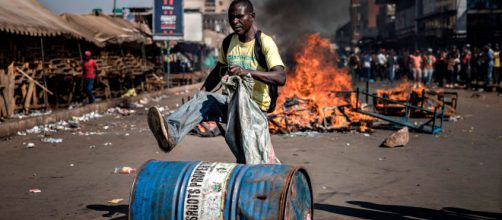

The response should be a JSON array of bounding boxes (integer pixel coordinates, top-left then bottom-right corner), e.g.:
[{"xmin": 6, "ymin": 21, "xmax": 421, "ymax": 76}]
[{"xmin": 0, "ymin": 84, "xmax": 501, "ymax": 220}]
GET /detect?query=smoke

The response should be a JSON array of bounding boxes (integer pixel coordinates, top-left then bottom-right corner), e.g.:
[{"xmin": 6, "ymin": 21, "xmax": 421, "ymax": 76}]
[{"xmin": 251, "ymin": 0, "xmax": 350, "ymax": 64}]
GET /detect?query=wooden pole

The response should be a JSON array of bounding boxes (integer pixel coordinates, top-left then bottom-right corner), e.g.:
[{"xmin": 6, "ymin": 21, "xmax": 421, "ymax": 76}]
[{"xmin": 15, "ymin": 67, "xmax": 53, "ymax": 95}]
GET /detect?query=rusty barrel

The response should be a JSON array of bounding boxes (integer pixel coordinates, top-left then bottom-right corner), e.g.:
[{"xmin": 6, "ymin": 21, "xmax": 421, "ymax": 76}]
[{"xmin": 129, "ymin": 160, "xmax": 313, "ymax": 220}]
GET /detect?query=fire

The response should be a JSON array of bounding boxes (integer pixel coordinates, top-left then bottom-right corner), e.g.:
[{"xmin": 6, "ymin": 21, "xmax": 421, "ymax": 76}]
[{"xmin": 268, "ymin": 34, "xmax": 373, "ymax": 133}]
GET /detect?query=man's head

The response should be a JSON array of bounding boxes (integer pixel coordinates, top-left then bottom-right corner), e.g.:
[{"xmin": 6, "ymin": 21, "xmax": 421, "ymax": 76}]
[
  {"xmin": 228, "ymin": 0, "xmax": 255, "ymax": 36},
  {"xmin": 85, "ymin": 51, "xmax": 91, "ymax": 57}
]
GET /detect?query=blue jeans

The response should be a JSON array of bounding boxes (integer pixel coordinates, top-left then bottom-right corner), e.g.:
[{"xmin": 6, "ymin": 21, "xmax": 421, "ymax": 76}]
[
  {"xmin": 164, "ymin": 91, "xmax": 228, "ymax": 145},
  {"xmin": 387, "ymin": 66, "xmax": 395, "ymax": 83},
  {"xmin": 423, "ymin": 68, "xmax": 433, "ymax": 86},
  {"xmin": 84, "ymin": 78, "xmax": 95, "ymax": 103},
  {"xmin": 486, "ymin": 65, "xmax": 493, "ymax": 86}
]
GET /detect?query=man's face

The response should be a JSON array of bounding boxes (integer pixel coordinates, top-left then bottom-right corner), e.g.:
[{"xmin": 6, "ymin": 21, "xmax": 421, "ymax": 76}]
[{"xmin": 228, "ymin": 4, "xmax": 254, "ymax": 35}]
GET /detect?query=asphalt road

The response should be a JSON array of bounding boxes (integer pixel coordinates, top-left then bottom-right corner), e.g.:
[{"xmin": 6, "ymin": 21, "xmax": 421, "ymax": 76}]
[{"xmin": 0, "ymin": 85, "xmax": 501, "ymax": 220}]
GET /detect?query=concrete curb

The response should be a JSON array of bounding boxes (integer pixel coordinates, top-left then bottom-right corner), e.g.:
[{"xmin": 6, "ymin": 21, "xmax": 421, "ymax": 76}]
[{"xmin": 0, "ymin": 83, "xmax": 203, "ymax": 138}]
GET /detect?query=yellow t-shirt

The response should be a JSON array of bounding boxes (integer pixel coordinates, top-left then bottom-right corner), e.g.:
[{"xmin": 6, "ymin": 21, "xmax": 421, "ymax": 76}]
[
  {"xmin": 494, "ymin": 51, "xmax": 500, "ymax": 68},
  {"xmin": 218, "ymin": 33, "xmax": 285, "ymax": 111}
]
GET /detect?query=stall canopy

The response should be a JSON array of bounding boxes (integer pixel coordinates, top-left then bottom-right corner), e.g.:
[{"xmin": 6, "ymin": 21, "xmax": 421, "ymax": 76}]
[
  {"xmin": 61, "ymin": 13, "xmax": 151, "ymax": 47},
  {"xmin": 0, "ymin": 0, "xmax": 80, "ymax": 37}
]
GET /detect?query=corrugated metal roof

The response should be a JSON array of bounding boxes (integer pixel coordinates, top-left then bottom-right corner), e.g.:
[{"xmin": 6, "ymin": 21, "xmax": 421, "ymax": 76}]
[{"xmin": 0, "ymin": 0, "xmax": 80, "ymax": 37}]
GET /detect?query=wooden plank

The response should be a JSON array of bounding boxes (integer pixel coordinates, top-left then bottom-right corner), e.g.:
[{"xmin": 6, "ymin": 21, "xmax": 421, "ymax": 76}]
[
  {"xmin": 24, "ymin": 82, "xmax": 35, "ymax": 110},
  {"xmin": 15, "ymin": 67, "xmax": 53, "ymax": 95}
]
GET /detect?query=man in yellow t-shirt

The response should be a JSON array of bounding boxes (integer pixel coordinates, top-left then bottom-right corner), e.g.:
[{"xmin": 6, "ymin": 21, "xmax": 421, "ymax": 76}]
[{"xmin": 147, "ymin": 0, "xmax": 285, "ymax": 163}]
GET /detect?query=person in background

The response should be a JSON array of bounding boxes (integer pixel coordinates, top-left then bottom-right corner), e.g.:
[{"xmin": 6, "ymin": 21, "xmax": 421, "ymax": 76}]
[
  {"xmin": 493, "ymin": 44, "xmax": 500, "ymax": 87},
  {"xmin": 83, "ymin": 51, "xmax": 97, "ymax": 104},
  {"xmin": 484, "ymin": 45, "xmax": 494, "ymax": 89},
  {"xmin": 361, "ymin": 51, "xmax": 372, "ymax": 82},
  {"xmin": 461, "ymin": 45, "xmax": 472, "ymax": 89},
  {"xmin": 435, "ymin": 50, "xmax": 448, "ymax": 88},
  {"xmin": 387, "ymin": 49, "xmax": 397, "ymax": 84},
  {"xmin": 423, "ymin": 48, "xmax": 436, "ymax": 86},
  {"xmin": 446, "ymin": 48, "xmax": 457, "ymax": 88},
  {"xmin": 348, "ymin": 51, "xmax": 361, "ymax": 83},
  {"xmin": 369, "ymin": 51, "xmax": 377, "ymax": 82},
  {"xmin": 409, "ymin": 50, "xmax": 423, "ymax": 83},
  {"xmin": 376, "ymin": 49, "xmax": 387, "ymax": 81}
]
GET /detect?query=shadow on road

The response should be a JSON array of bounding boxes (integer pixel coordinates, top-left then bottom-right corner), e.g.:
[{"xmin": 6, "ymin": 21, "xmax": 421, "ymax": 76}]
[
  {"xmin": 315, "ymin": 201, "xmax": 502, "ymax": 220},
  {"xmin": 86, "ymin": 204, "xmax": 128, "ymax": 220}
]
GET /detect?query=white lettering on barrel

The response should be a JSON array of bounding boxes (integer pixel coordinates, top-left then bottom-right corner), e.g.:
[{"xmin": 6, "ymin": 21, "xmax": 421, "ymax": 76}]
[{"xmin": 183, "ymin": 162, "xmax": 236, "ymax": 220}]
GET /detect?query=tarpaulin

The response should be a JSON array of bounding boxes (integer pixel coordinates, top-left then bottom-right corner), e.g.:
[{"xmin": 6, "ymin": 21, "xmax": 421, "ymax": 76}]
[
  {"xmin": 222, "ymin": 74, "xmax": 280, "ymax": 164},
  {"xmin": 61, "ymin": 13, "xmax": 150, "ymax": 47}
]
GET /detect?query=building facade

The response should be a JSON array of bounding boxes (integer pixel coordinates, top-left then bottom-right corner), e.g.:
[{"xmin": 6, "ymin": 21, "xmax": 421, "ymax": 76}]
[
  {"xmin": 467, "ymin": 0, "xmax": 502, "ymax": 46},
  {"xmin": 416, "ymin": 0, "xmax": 467, "ymax": 48}
]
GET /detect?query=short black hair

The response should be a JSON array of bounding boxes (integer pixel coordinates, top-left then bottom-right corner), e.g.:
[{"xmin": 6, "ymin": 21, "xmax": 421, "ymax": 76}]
[{"xmin": 230, "ymin": 0, "xmax": 254, "ymax": 13}]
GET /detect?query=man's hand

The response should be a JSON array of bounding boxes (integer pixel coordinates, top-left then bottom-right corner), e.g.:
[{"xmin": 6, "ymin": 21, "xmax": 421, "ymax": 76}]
[{"xmin": 229, "ymin": 65, "xmax": 249, "ymax": 76}]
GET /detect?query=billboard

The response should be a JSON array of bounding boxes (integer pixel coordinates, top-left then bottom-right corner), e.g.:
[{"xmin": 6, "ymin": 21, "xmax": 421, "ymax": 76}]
[{"xmin": 153, "ymin": 0, "xmax": 184, "ymax": 40}]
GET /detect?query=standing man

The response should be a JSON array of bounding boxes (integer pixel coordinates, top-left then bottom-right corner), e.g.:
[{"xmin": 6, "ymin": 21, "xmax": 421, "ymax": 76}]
[
  {"xmin": 83, "ymin": 51, "xmax": 97, "ymax": 104},
  {"xmin": 387, "ymin": 49, "xmax": 397, "ymax": 84},
  {"xmin": 423, "ymin": 48, "xmax": 436, "ymax": 86},
  {"xmin": 147, "ymin": 0, "xmax": 285, "ymax": 164},
  {"xmin": 361, "ymin": 51, "xmax": 372, "ymax": 82},
  {"xmin": 484, "ymin": 45, "xmax": 494, "ymax": 89},
  {"xmin": 493, "ymin": 44, "xmax": 500, "ymax": 87},
  {"xmin": 348, "ymin": 51, "xmax": 361, "ymax": 82},
  {"xmin": 376, "ymin": 49, "xmax": 387, "ymax": 81},
  {"xmin": 409, "ymin": 50, "xmax": 423, "ymax": 83}
]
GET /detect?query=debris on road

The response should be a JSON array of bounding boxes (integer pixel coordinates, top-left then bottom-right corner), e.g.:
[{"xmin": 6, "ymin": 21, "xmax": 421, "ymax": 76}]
[
  {"xmin": 104, "ymin": 142, "xmax": 112, "ymax": 146},
  {"xmin": 449, "ymin": 115, "xmax": 462, "ymax": 122},
  {"xmin": 152, "ymin": 95, "xmax": 168, "ymax": 102},
  {"xmin": 29, "ymin": 189, "xmax": 41, "ymax": 193},
  {"xmin": 107, "ymin": 107, "xmax": 134, "ymax": 116},
  {"xmin": 108, "ymin": 198, "xmax": 124, "ymax": 204},
  {"xmin": 113, "ymin": 167, "xmax": 136, "ymax": 174},
  {"xmin": 41, "ymin": 137, "xmax": 63, "ymax": 143},
  {"xmin": 381, "ymin": 127, "xmax": 409, "ymax": 148},
  {"xmin": 26, "ymin": 142, "xmax": 35, "ymax": 148},
  {"xmin": 73, "ymin": 131, "xmax": 106, "ymax": 136}
]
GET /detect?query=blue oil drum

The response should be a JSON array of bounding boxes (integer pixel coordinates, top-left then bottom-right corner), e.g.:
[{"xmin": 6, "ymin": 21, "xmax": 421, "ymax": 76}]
[{"xmin": 130, "ymin": 160, "xmax": 313, "ymax": 220}]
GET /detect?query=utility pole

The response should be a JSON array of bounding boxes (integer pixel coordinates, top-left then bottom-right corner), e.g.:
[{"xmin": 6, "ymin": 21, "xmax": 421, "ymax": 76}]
[{"xmin": 113, "ymin": 0, "xmax": 116, "ymax": 16}]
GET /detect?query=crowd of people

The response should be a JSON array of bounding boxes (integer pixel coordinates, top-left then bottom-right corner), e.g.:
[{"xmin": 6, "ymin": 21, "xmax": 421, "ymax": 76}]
[{"xmin": 344, "ymin": 43, "xmax": 501, "ymax": 91}]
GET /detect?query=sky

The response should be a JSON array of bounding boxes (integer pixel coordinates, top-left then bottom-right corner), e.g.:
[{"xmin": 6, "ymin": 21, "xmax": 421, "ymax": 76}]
[{"xmin": 38, "ymin": 0, "xmax": 152, "ymax": 14}]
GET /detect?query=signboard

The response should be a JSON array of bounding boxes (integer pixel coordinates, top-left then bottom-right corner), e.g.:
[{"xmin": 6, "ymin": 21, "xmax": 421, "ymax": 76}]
[{"xmin": 153, "ymin": 0, "xmax": 184, "ymax": 40}]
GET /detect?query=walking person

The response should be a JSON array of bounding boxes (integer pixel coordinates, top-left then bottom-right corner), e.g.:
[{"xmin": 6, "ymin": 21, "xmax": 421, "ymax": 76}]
[
  {"xmin": 82, "ymin": 51, "xmax": 97, "ymax": 104},
  {"xmin": 147, "ymin": 0, "xmax": 285, "ymax": 164}
]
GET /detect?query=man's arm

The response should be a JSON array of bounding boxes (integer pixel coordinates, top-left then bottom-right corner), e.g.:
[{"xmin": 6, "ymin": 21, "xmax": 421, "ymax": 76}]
[
  {"xmin": 201, "ymin": 62, "xmax": 225, "ymax": 91},
  {"xmin": 229, "ymin": 65, "xmax": 286, "ymax": 86}
]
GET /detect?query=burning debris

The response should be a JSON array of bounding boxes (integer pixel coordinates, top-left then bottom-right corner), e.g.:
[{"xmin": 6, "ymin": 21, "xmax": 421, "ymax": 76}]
[
  {"xmin": 268, "ymin": 34, "xmax": 374, "ymax": 134},
  {"xmin": 267, "ymin": 34, "xmax": 459, "ymax": 135}
]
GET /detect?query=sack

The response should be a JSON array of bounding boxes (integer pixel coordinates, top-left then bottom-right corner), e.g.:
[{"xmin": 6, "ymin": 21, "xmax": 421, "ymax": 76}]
[{"xmin": 223, "ymin": 30, "xmax": 279, "ymax": 113}]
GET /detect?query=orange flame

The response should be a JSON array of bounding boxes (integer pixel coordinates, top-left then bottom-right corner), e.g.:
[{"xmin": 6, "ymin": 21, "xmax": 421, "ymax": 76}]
[{"xmin": 268, "ymin": 34, "xmax": 373, "ymax": 133}]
